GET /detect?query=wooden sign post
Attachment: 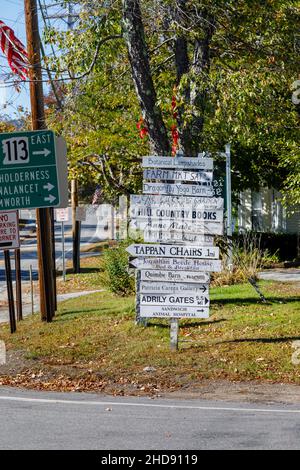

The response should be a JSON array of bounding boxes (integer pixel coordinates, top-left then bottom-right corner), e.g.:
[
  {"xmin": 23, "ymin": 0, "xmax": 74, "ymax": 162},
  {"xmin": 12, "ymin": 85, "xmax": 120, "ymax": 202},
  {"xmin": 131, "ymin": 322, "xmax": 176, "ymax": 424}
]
[{"xmin": 129, "ymin": 151, "xmax": 227, "ymax": 350}]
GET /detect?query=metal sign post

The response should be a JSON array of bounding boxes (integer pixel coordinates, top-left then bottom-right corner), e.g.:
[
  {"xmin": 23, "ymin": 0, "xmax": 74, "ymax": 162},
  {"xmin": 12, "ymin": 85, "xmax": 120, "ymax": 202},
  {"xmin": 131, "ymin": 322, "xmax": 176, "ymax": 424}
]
[
  {"xmin": 62, "ymin": 221, "xmax": 66, "ymax": 281},
  {"xmin": 4, "ymin": 250, "xmax": 16, "ymax": 333},
  {"xmin": 15, "ymin": 248, "xmax": 22, "ymax": 321},
  {"xmin": 29, "ymin": 264, "xmax": 34, "ymax": 315},
  {"xmin": 56, "ymin": 208, "xmax": 68, "ymax": 281},
  {"xmin": 225, "ymin": 143, "xmax": 233, "ymax": 269},
  {"xmin": 0, "ymin": 211, "xmax": 21, "ymax": 324}
]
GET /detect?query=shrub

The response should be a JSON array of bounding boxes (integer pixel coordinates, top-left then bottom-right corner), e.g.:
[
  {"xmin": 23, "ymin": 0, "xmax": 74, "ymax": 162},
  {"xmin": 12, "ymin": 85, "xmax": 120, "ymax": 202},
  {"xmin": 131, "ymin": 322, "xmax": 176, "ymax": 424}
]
[
  {"xmin": 212, "ymin": 232, "xmax": 279, "ymax": 287},
  {"xmin": 233, "ymin": 232, "xmax": 298, "ymax": 262},
  {"xmin": 100, "ymin": 241, "xmax": 135, "ymax": 296}
]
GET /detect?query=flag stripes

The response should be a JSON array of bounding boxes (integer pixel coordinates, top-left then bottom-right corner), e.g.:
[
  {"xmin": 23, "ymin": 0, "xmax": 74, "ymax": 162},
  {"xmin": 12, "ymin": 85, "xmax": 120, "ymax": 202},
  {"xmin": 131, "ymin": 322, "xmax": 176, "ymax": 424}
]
[{"xmin": 0, "ymin": 20, "xmax": 29, "ymax": 79}]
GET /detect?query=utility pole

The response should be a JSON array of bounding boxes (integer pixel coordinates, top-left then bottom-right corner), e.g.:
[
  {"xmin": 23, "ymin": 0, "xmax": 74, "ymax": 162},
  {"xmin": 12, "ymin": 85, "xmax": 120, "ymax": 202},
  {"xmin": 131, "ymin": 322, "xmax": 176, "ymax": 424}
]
[
  {"xmin": 42, "ymin": 0, "xmax": 80, "ymax": 273},
  {"xmin": 24, "ymin": 0, "xmax": 55, "ymax": 322},
  {"xmin": 67, "ymin": 2, "xmax": 81, "ymax": 273}
]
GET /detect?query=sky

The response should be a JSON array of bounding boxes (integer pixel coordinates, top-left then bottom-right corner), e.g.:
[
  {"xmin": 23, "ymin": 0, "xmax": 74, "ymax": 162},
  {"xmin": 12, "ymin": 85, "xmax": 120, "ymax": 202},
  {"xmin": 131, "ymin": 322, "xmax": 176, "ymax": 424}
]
[{"xmin": 0, "ymin": 0, "xmax": 72, "ymax": 120}]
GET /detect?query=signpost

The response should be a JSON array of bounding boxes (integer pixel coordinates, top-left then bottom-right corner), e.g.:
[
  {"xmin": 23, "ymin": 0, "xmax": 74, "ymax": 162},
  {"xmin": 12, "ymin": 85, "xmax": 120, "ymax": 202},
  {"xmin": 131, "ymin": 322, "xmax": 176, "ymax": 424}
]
[
  {"xmin": 129, "ymin": 257, "xmax": 222, "ymax": 272},
  {"xmin": 139, "ymin": 270, "xmax": 210, "ymax": 284},
  {"xmin": 143, "ymin": 182, "xmax": 216, "ymax": 197},
  {"xmin": 129, "ymin": 150, "xmax": 228, "ymax": 350},
  {"xmin": 130, "ymin": 219, "xmax": 223, "ymax": 235},
  {"xmin": 138, "ymin": 281, "xmax": 209, "ymax": 295},
  {"xmin": 142, "ymin": 156, "xmax": 213, "ymax": 170},
  {"xmin": 127, "ymin": 243, "xmax": 219, "ymax": 259},
  {"xmin": 130, "ymin": 206, "xmax": 224, "ymax": 222},
  {"xmin": 130, "ymin": 194, "xmax": 224, "ymax": 209},
  {"xmin": 56, "ymin": 208, "xmax": 69, "ymax": 222},
  {"xmin": 75, "ymin": 206, "xmax": 86, "ymax": 222},
  {"xmin": 0, "ymin": 130, "xmax": 66, "ymax": 210},
  {"xmin": 143, "ymin": 168, "xmax": 213, "ymax": 183},
  {"xmin": 138, "ymin": 305, "xmax": 210, "ymax": 319},
  {"xmin": 0, "ymin": 210, "xmax": 20, "ymax": 249},
  {"xmin": 139, "ymin": 293, "xmax": 210, "ymax": 306},
  {"xmin": 4, "ymin": 249, "xmax": 16, "ymax": 333},
  {"xmin": 143, "ymin": 231, "xmax": 214, "ymax": 244},
  {"xmin": 0, "ymin": 210, "xmax": 20, "ymax": 331},
  {"xmin": 56, "ymin": 208, "xmax": 69, "ymax": 281}
]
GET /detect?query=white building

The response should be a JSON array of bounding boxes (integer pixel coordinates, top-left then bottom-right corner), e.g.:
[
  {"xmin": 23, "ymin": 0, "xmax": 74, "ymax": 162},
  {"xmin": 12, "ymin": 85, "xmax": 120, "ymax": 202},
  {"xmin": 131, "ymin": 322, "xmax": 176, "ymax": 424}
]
[{"xmin": 237, "ymin": 189, "xmax": 300, "ymax": 234}]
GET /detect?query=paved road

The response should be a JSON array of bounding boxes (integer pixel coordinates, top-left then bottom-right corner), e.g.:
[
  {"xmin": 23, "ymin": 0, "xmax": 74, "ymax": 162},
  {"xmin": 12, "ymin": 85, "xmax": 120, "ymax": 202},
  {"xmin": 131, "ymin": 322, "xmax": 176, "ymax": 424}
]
[
  {"xmin": 0, "ymin": 387, "xmax": 299, "ymax": 449},
  {"xmin": 0, "ymin": 218, "xmax": 108, "ymax": 288},
  {"xmin": 259, "ymin": 269, "xmax": 300, "ymax": 282}
]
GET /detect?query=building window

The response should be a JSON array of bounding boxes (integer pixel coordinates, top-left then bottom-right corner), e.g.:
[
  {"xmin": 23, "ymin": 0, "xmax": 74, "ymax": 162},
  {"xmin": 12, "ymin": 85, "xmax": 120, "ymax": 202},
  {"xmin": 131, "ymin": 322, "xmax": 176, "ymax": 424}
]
[{"xmin": 251, "ymin": 191, "xmax": 263, "ymax": 231}]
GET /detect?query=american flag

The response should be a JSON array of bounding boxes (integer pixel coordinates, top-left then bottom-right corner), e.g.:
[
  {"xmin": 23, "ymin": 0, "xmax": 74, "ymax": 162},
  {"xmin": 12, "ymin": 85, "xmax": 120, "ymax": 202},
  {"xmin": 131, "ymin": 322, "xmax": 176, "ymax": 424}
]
[
  {"xmin": 92, "ymin": 185, "xmax": 102, "ymax": 205},
  {"xmin": 0, "ymin": 20, "xmax": 29, "ymax": 79}
]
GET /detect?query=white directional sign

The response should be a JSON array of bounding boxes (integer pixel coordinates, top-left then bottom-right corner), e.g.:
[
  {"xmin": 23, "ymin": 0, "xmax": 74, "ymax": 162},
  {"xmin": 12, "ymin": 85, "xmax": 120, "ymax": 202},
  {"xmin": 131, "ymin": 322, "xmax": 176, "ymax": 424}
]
[
  {"xmin": 138, "ymin": 304, "xmax": 210, "ymax": 319},
  {"xmin": 130, "ymin": 207, "xmax": 223, "ymax": 223},
  {"xmin": 130, "ymin": 257, "xmax": 222, "ymax": 272},
  {"xmin": 130, "ymin": 219, "xmax": 223, "ymax": 235},
  {"xmin": 143, "ymin": 182, "xmax": 215, "ymax": 197},
  {"xmin": 127, "ymin": 244, "xmax": 219, "ymax": 259},
  {"xmin": 143, "ymin": 231, "xmax": 214, "ymax": 245},
  {"xmin": 130, "ymin": 153, "xmax": 227, "ymax": 325},
  {"xmin": 130, "ymin": 194, "xmax": 224, "ymax": 210},
  {"xmin": 143, "ymin": 168, "xmax": 212, "ymax": 183},
  {"xmin": 139, "ymin": 293, "xmax": 210, "ymax": 306},
  {"xmin": 140, "ymin": 270, "xmax": 210, "ymax": 284},
  {"xmin": 0, "ymin": 210, "xmax": 20, "ymax": 249},
  {"xmin": 142, "ymin": 156, "xmax": 213, "ymax": 170},
  {"xmin": 56, "ymin": 207, "xmax": 69, "ymax": 222},
  {"xmin": 138, "ymin": 281, "xmax": 209, "ymax": 295}
]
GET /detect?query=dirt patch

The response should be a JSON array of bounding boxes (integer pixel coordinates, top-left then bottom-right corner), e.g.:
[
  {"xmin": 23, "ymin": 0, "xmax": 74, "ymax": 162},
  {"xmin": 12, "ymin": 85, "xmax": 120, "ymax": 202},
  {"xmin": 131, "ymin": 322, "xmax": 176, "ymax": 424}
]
[{"xmin": 1, "ymin": 349, "xmax": 300, "ymax": 405}]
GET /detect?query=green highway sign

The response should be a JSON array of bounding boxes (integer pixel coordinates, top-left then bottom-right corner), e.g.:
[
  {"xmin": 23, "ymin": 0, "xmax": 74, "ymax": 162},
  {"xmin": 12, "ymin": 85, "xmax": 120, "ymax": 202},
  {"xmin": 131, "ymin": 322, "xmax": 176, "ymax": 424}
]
[{"xmin": 0, "ymin": 129, "xmax": 64, "ymax": 210}]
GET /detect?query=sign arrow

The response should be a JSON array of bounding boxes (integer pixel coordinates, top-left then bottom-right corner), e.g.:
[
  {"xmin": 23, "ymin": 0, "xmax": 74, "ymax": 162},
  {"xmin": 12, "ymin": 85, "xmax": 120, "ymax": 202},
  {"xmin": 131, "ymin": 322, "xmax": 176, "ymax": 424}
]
[
  {"xmin": 140, "ymin": 270, "xmax": 210, "ymax": 284},
  {"xmin": 43, "ymin": 182, "xmax": 55, "ymax": 192},
  {"xmin": 129, "ymin": 257, "xmax": 222, "ymax": 272},
  {"xmin": 139, "ymin": 293, "xmax": 210, "ymax": 306},
  {"xmin": 138, "ymin": 281, "xmax": 209, "ymax": 295},
  {"xmin": 44, "ymin": 194, "xmax": 56, "ymax": 203},
  {"xmin": 33, "ymin": 148, "xmax": 51, "ymax": 157}
]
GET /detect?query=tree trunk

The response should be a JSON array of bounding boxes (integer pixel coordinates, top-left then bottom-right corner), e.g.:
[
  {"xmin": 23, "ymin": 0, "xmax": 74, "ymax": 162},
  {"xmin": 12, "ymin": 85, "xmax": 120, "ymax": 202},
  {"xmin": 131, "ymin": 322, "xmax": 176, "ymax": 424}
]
[
  {"xmin": 122, "ymin": 0, "xmax": 170, "ymax": 155},
  {"xmin": 188, "ymin": 13, "xmax": 215, "ymax": 155},
  {"xmin": 173, "ymin": 0, "xmax": 191, "ymax": 155},
  {"xmin": 173, "ymin": 2, "xmax": 215, "ymax": 156}
]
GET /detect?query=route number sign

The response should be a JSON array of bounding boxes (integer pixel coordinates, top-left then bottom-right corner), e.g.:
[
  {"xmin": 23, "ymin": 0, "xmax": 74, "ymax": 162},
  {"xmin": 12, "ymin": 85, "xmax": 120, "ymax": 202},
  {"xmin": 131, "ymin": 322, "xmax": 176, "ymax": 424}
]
[
  {"xmin": 0, "ymin": 130, "xmax": 67, "ymax": 211},
  {"xmin": 2, "ymin": 136, "xmax": 30, "ymax": 165}
]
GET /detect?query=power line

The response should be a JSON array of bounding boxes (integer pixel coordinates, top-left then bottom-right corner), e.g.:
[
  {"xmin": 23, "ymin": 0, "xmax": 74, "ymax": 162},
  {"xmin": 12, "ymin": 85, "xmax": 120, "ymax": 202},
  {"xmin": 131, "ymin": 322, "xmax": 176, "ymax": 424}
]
[
  {"xmin": 1, "ymin": 17, "xmax": 25, "ymax": 25},
  {"xmin": 3, "ymin": 0, "xmax": 24, "ymax": 6}
]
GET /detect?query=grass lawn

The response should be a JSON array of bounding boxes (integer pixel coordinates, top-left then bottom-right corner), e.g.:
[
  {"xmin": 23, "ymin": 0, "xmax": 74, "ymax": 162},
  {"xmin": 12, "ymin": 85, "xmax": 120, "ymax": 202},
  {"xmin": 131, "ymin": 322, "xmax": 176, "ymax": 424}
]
[
  {"xmin": 55, "ymin": 244, "xmax": 113, "ymax": 294},
  {"xmin": 1, "ymin": 278, "xmax": 300, "ymax": 393}
]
